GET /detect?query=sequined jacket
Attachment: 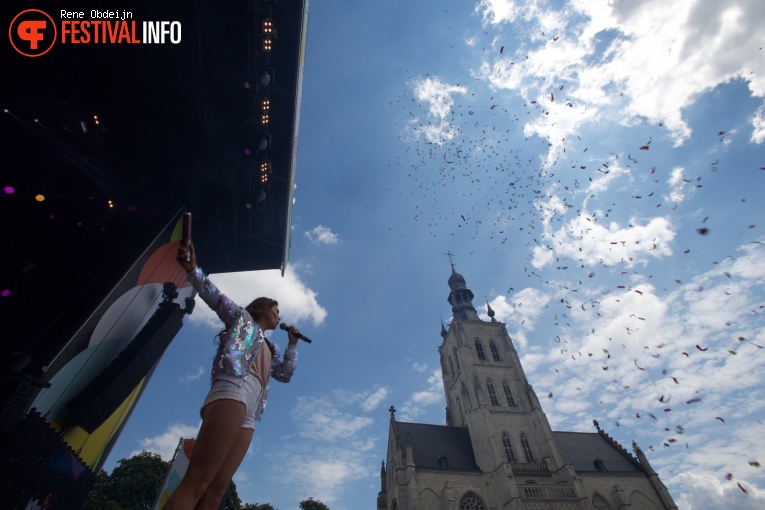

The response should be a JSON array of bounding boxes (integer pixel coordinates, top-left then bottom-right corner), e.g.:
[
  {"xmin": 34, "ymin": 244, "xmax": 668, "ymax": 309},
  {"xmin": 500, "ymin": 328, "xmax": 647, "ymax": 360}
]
[{"xmin": 187, "ymin": 267, "xmax": 297, "ymax": 420}]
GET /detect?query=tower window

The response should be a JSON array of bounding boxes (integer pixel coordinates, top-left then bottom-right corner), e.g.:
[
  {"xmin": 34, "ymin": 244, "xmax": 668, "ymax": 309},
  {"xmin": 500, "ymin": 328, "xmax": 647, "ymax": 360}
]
[
  {"xmin": 487, "ymin": 380, "xmax": 499, "ymax": 406},
  {"xmin": 490, "ymin": 340, "xmax": 501, "ymax": 361},
  {"xmin": 503, "ymin": 381, "xmax": 517, "ymax": 407},
  {"xmin": 520, "ymin": 433, "xmax": 535, "ymax": 462},
  {"xmin": 449, "ymin": 356, "xmax": 455, "ymax": 376},
  {"xmin": 454, "ymin": 348, "xmax": 460, "ymax": 370},
  {"xmin": 594, "ymin": 458, "xmax": 607, "ymax": 471},
  {"xmin": 475, "ymin": 339, "xmax": 486, "ymax": 361},
  {"xmin": 502, "ymin": 432, "xmax": 517, "ymax": 462},
  {"xmin": 461, "ymin": 382, "xmax": 470, "ymax": 408}
]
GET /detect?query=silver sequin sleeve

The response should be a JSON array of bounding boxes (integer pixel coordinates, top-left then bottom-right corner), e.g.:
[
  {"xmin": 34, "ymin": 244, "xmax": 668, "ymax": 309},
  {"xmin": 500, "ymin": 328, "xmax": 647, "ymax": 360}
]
[{"xmin": 187, "ymin": 267, "xmax": 242, "ymax": 328}]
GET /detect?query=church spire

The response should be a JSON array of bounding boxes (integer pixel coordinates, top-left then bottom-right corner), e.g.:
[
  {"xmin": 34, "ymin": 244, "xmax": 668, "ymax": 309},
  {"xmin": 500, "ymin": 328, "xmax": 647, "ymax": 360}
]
[
  {"xmin": 445, "ymin": 251, "xmax": 479, "ymax": 321},
  {"xmin": 486, "ymin": 299, "xmax": 497, "ymax": 322}
]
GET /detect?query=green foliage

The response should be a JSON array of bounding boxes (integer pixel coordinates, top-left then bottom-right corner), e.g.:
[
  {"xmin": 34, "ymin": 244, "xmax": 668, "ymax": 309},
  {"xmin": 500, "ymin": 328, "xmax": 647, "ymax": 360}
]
[
  {"xmin": 81, "ymin": 451, "xmax": 169, "ymax": 510},
  {"xmin": 221, "ymin": 481, "xmax": 242, "ymax": 510},
  {"xmin": 299, "ymin": 497, "xmax": 330, "ymax": 510},
  {"xmin": 242, "ymin": 503, "xmax": 276, "ymax": 510}
]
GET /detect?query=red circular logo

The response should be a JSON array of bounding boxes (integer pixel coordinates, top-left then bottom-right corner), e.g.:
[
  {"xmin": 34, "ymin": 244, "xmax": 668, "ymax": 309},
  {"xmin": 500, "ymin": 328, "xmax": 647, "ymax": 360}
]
[{"xmin": 9, "ymin": 9, "xmax": 57, "ymax": 57}]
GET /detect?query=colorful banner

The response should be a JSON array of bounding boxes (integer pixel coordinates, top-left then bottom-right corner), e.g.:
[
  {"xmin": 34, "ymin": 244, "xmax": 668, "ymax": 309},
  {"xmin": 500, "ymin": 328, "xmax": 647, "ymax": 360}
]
[{"xmin": 153, "ymin": 437, "xmax": 196, "ymax": 510}]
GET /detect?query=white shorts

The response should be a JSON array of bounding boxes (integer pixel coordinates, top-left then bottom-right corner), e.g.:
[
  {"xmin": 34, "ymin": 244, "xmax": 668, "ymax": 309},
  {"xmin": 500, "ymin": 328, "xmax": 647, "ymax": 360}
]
[{"xmin": 201, "ymin": 376, "xmax": 263, "ymax": 430}]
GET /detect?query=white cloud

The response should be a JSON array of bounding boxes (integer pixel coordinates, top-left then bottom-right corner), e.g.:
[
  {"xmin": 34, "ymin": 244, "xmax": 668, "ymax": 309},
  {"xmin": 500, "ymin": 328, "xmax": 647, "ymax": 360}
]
[
  {"xmin": 531, "ymin": 213, "xmax": 675, "ymax": 269},
  {"xmin": 261, "ymin": 387, "xmax": 382, "ymax": 506},
  {"xmin": 274, "ymin": 445, "xmax": 373, "ymax": 506},
  {"xmin": 412, "ymin": 362, "xmax": 428, "ymax": 373},
  {"xmin": 485, "ymin": 288, "xmax": 551, "ymax": 332},
  {"xmin": 675, "ymin": 473, "xmax": 765, "ymax": 510},
  {"xmin": 187, "ymin": 264, "xmax": 327, "ymax": 330},
  {"xmin": 666, "ymin": 167, "xmax": 688, "ymax": 203},
  {"xmin": 292, "ymin": 395, "xmax": 373, "ymax": 441},
  {"xmin": 475, "ymin": 0, "xmax": 765, "ymax": 164},
  {"xmin": 410, "ymin": 77, "xmax": 468, "ymax": 145},
  {"xmin": 305, "ymin": 225, "xmax": 340, "ymax": 245},
  {"xmin": 179, "ymin": 366, "xmax": 205, "ymax": 385},
  {"xmin": 398, "ymin": 369, "xmax": 445, "ymax": 421},
  {"xmin": 360, "ymin": 386, "xmax": 391, "ymax": 412},
  {"xmin": 518, "ymin": 241, "xmax": 765, "ymax": 501},
  {"xmin": 752, "ymin": 102, "xmax": 765, "ymax": 144},
  {"xmin": 131, "ymin": 422, "xmax": 201, "ymax": 460}
]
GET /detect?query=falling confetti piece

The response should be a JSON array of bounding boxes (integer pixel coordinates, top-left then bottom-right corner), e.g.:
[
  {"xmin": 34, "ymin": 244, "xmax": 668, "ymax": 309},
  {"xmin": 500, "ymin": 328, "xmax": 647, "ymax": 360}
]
[
  {"xmin": 639, "ymin": 145, "xmax": 650, "ymax": 150},
  {"xmin": 1, "ymin": 290, "xmax": 10, "ymax": 297},
  {"xmin": 634, "ymin": 359, "xmax": 645, "ymax": 371},
  {"xmin": 500, "ymin": 46, "xmax": 504, "ymax": 54},
  {"xmin": 696, "ymin": 345, "xmax": 708, "ymax": 351},
  {"xmin": 686, "ymin": 397, "xmax": 702, "ymax": 404},
  {"xmin": 726, "ymin": 473, "xmax": 734, "ymax": 480},
  {"xmin": 697, "ymin": 228, "xmax": 709, "ymax": 235},
  {"xmin": 749, "ymin": 461, "xmax": 761, "ymax": 468},
  {"xmin": 35, "ymin": 194, "xmax": 45, "ymax": 202},
  {"xmin": 738, "ymin": 483, "xmax": 747, "ymax": 493}
]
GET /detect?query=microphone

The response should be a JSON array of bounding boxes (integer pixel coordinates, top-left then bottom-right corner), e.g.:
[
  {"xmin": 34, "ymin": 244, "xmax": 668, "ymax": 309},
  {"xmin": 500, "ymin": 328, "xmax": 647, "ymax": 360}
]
[{"xmin": 280, "ymin": 323, "xmax": 312, "ymax": 343}]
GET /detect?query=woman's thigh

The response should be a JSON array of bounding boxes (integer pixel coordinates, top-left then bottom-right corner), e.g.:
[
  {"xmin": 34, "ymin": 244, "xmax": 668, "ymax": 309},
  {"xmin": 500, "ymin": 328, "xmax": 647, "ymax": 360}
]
[{"xmin": 188, "ymin": 399, "xmax": 247, "ymax": 481}]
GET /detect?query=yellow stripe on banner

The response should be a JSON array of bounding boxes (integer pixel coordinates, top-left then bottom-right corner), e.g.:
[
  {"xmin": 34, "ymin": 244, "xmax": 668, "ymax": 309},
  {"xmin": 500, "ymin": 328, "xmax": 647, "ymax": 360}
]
[{"xmin": 57, "ymin": 378, "xmax": 146, "ymax": 468}]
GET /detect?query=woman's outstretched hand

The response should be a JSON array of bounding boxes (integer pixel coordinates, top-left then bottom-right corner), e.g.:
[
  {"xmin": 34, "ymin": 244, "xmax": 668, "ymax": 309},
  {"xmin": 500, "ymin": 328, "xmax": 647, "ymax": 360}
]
[{"xmin": 177, "ymin": 241, "xmax": 197, "ymax": 273}]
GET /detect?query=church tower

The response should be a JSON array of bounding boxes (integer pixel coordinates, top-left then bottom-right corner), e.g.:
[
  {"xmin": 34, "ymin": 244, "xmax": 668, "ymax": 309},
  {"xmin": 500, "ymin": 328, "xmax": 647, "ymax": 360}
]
[
  {"xmin": 377, "ymin": 260, "xmax": 678, "ymax": 510},
  {"xmin": 439, "ymin": 262, "xmax": 584, "ymax": 500}
]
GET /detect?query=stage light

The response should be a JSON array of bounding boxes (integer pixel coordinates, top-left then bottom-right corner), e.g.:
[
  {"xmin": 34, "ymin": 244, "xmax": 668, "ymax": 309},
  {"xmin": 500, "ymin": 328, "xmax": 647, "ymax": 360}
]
[
  {"xmin": 261, "ymin": 98, "xmax": 270, "ymax": 125},
  {"xmin": 3, "ymin": 186, "xmax": 13, "ymax": 194},
  {"xmin": 260, "ymin": 160, "xmax": 271, "ymax": 184},
  {"xmin": 264, "ymin": 37, "xmax": 272, "ymax": 52},
  {"xmin": 35, "ymin": 194, "xmax": 45, "ymax": 202},
  {"xmin": 263, "ymin": 19, "xmax": 273, "ymax": 34}
]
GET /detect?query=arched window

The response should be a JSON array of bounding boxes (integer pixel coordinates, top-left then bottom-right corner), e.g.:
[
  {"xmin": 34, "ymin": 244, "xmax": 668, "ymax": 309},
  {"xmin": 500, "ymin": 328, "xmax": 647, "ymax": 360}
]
[
  {"xmin": 520, "ymin": 433, "xmax": 535, "ymax": 462},
  {"xmin": 390, "ymin": 499, "xmax": 398, "ymax": 510},
  {"xmin": 474, "ymin": 376, "xmax": 482, "ymax": 404},
  {"xmin": 456, "ymin": 396, "xmax": 463, "ymax": 421},
  {"xmin": 475, "ymin": 339, "xmax": 486, "ymax": 360},
  {"xmin": 486, "ymin": 379, "xmax": 499, "ymax": 406},
  {"xmin": 453, "ymin": 348, "xmax": 460, "ymax": 370},
  {"xmin": 449, "ymin": 356, "xmax": 455, "ymax": 375},
  {"xmin": 461, "ymin": 382, "xmax": 471, "ymax": 408},
  {"xmin": 490, "ymin": 340, "xmax": 501, "ymax": 361},
  {"xmin": 503, "ymin": 380, "xmax": 517, "ymax": 407},
  {"xmin": 502, "ymin": 432, "xmax": 517, "ymax": 462},
  {"xmin": 459, "ymin": 491, "xmax": 486, "ymax": 510}
]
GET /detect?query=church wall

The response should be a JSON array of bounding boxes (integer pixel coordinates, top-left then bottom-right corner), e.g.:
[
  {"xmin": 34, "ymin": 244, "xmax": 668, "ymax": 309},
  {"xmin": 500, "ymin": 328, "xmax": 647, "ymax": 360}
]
[
  {"xmin": 404, "ymin": 470, "xmax": 491, "ymax": 510},
  {"xmin": 577, "ymin": 472, "xmax": 667, "ymax": 509}
]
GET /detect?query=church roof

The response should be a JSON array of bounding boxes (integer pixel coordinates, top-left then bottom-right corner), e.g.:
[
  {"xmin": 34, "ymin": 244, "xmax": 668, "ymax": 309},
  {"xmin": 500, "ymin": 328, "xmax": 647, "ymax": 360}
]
[
  {"xmin": 394, "ymin": 422, "xmax": 481, "ymax": 472},
  {"xmin": 553, "ymin": 431, "xmax": 644, "ymax": 473}
]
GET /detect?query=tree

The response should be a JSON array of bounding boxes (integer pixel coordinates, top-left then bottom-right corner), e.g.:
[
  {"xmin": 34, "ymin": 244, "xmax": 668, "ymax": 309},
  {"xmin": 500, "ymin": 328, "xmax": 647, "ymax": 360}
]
[
  {"xmin": 242, "ymin": 503, "xmax": 276, "ymax": 510},
  {"xmin": 81, "ymin": 451, "xmax": 169, "ymax": 510},
  {"xmin": 220, "ymin": 480, "xmax": 243, "ymax": 510},
  {"xmin": 299, "ymin": 497, "xmax": 330, "ymax": 510}
]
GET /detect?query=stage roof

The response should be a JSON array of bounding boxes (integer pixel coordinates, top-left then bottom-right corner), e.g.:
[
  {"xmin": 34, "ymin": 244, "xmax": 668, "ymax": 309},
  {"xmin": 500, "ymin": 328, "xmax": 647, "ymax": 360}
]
[{"xmin": 1, "ymin": 0, "xmax": 308, "ymax": 363}]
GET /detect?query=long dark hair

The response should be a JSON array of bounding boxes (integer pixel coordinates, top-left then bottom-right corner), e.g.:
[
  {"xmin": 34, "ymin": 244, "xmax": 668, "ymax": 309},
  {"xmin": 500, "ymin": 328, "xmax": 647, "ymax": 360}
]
[{"xmin": 245, "ymin": 297, "xmax": 278, "ymax": 322}]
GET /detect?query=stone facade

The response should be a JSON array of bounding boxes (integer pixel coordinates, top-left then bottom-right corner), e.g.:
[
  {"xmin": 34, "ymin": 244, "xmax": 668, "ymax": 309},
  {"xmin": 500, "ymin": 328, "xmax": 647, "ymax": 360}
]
[{"xmin": 377, "ymin": 266, "xmax": 678, "ymax": 510}]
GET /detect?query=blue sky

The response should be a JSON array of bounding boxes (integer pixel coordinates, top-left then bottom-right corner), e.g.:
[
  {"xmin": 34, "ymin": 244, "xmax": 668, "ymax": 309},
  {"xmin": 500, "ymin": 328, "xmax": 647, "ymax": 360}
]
[{"xmin": 105, "ymin": 1, "xmax": 765, "ymax": 508}]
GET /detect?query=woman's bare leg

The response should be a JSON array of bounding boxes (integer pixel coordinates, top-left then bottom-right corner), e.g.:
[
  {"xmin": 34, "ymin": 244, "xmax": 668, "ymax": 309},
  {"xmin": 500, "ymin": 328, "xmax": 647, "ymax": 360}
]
[
  {"xmin": 193, "ymin": 427, "xmax": 254, "ymax": 510},
  {"xmin": 162, "ymin": 399, "xmax": 246, "ymax": 510}
]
